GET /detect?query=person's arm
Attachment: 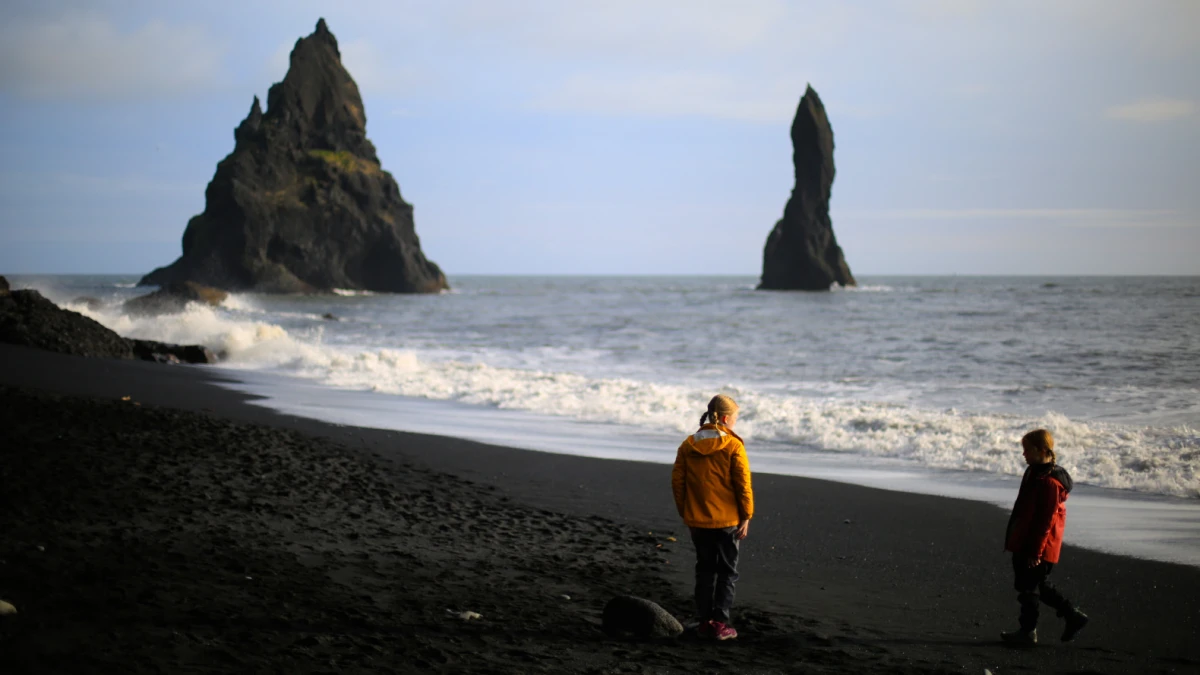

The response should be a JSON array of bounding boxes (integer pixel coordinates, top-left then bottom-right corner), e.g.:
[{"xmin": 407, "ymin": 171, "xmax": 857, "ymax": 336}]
[
  {"xmin": 671, "ymin": 446, "xmax": 687, "ymax": 519},
  {"xmin": 1004, "ymin": 469, "xmax": 1030, "ymax": 553},
  {"xmin": 1025, "ymin": 479, "xmax": 1061, "ymax": 564},
  {"xmin": 731, "ymin": 445, "xmax": 754, "ymax": 540}
]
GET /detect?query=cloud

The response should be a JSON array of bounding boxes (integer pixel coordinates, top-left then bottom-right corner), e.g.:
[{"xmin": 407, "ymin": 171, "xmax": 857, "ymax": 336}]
[
  {"xmin": 260, "ymin": 36, "xmax": 427, "ymax": 101},
  {"xmin": 452, "ymin": 0, "xmax": 789, "ymax": 60},
  {"xmin": 1105, "ymin": 98, "xmax": 1197, "ymax": 122},
  {"xmin": 0, "ymin": 13, "xmax": 225, "ymax": 100},
  {"xmin": 263, "ymin": 41, "xmax": 293, "ymax": 85},
  {"xmin": 0, "ymin": 171, "xmax": 201, "ymax": 197},
  {"xmin": 447, "ymin": 0, "xmax": 856, "ymax": 118},
  {"xmin": 339, "ymin": 38, "xmax": 428, "ymax": 97},
  {"xmin": 837, "ymin": 208, "xmax": 1193, "ymax": 228},
  {"xmin": 53, "ymin": 172, "xmax": 202, "ymax": 194},
  {"xmin": 1051, "ymin": 0, "xmax": 1200, "ymax": 58},
  {"xmin": 953, "ymin": 84, "xmax": 992, "ymax": 97},
  {"xmin": 531, "ymin": 71, "xmax": 805, "ymax": 122},
  {"xmin": 911, "ymin": 0, "xmax": 990, "ymax": 19}
]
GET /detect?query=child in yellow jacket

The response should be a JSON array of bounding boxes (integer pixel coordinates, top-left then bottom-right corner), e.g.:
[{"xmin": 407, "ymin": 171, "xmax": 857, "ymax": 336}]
[{"xmin": 672, "ymin": 394, "xmax": 754, "ymax": 641}]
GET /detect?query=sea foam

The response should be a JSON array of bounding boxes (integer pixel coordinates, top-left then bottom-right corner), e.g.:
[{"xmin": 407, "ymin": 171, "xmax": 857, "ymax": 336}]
[{"xmin": 66, "ymin": 299, "xmax": 1200, "ymax": 500}]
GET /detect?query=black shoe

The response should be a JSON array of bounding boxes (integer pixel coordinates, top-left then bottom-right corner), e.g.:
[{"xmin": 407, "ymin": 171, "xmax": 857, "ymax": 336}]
[{"xmin": 1061, "ymin": 610, "xmax": 1089, "ymax": 642}]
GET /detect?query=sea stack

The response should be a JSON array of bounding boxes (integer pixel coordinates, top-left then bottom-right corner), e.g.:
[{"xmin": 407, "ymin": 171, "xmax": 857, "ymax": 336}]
[
  {"xmin": 758, "ymin": 85, "xmax": 855, "ymax": 291},
  {"xmin": 140, "ymin": 19, "xmax": 448, "ymax": 293}
]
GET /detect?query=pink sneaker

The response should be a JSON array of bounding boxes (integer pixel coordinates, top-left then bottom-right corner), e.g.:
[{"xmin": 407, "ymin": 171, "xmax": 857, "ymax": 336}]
[
  {"xmin": 696, "ymin": 620, "xmax": 716, "ymax": 639},
  {"xmin": 711, "ymin": 621, "xmax": 738, "ymax": 640}
]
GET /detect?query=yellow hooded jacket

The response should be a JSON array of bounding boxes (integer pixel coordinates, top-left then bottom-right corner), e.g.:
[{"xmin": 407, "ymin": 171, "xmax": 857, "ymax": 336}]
[{"xmin": 672, "ymin": 423, "xmax": 754, "ymax": 529}]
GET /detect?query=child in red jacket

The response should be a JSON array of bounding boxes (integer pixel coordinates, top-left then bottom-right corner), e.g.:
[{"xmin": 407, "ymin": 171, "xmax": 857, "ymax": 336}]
[{"xmin": 1001, "ymin": 429, "xmax": 1090, "ymax": 645}]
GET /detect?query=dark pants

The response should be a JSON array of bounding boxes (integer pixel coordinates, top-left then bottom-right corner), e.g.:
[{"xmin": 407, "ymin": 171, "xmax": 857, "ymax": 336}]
[
  {"xmin": 690, "ymin": 526, "xmax": 740, "ymax": 624},
  {"xmin": 1011, "ymin": 554, "xmax": 1075, "ymax": 632}
]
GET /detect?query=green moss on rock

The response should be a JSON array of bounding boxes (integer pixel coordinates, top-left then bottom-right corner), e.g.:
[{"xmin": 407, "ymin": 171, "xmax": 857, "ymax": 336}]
[{"xmin": 307, "ymin": 149, "xmax": 379, "ymax": 175}]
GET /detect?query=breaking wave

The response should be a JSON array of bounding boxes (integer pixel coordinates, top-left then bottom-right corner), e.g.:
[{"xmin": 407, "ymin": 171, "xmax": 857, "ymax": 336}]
[{"xmin": 67, "ymin": 299, "xmax": 1200, "ymax": 499}]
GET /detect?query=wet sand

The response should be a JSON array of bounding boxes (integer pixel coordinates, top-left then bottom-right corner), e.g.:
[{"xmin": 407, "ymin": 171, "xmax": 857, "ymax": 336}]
[{"xmin": 1, "ymin": 344, "xmax": 1198, "ymax": 674}]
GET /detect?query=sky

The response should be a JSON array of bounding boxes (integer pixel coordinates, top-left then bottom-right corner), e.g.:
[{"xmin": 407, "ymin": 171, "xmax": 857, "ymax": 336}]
[{"xmin": 1, "ymin": 0, "xmax": 1198, "ymax": 276}]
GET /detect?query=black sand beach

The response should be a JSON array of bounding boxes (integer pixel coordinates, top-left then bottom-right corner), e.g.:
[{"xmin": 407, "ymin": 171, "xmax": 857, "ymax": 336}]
[{"xmin": 2, "ymin": 344, "xmax": 1198, "ymax": 674}]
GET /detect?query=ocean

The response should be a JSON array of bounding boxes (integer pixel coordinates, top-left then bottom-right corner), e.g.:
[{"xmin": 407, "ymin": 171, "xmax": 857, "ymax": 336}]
[{"xmin": 11, "ymin": 274, "xmax": 1200, "ymax": 565}]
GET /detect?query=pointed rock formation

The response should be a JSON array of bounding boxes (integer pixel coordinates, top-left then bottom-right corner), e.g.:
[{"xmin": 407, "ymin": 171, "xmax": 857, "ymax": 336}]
[
  {"xmin": 141, "ymin": 19, "xmax": 448, "ymax": 293},
  {"xmin": 758, "ymin": 85, "xmax": 855, "ymax": 291}
]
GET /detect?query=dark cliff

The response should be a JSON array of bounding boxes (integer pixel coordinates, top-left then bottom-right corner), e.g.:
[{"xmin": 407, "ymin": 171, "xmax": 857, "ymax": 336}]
[
  {"xmin": 141, "ymin": 19, "xmax": 448, "ymax": 293},
  {"xmin": 759, "ymin": 85, "xmax": 855, "ymax": 291},
  {"xmin": 0, "ymin": 277, "xmax": 216, "ymax": 364}
]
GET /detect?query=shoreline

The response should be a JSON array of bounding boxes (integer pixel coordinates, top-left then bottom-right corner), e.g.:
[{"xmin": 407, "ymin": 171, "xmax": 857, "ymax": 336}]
[
  {"xmin": 205, "ymin": 367, "xmax": 1200, "ymax": 568},
  {"xmin": 2, "ymin": 344, "xmax": 1199, "ymax": 673}
]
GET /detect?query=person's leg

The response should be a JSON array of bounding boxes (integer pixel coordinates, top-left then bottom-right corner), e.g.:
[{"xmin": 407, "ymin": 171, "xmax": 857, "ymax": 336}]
[
  {"xmin": 1011, "ymin": 555, "xmax": 1044, "ymax": 633},
  {"xmin": 690, "ymin": 528, "xmax": 719, "ymax": 623},
  {"xmin": 1037, "ymin": 564, "xmax": 1090, "ymax": 641},
  {"xmin": 1035, "ymin": 563, "xmax": 1072, "ymax": 616},
  {"xmin": 711, "ymin": 526, "xmax": 741, "ymax": 624}
]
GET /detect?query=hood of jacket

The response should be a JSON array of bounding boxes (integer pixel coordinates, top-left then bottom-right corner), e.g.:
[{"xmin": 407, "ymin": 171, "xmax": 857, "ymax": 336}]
[
  {"xmin": 682, "ymin": 423, "xmax": 743, "ymax": 456},
  {"xmin": 1030, "ymin": 462, "xmax": 1074, "ymax": 494}
]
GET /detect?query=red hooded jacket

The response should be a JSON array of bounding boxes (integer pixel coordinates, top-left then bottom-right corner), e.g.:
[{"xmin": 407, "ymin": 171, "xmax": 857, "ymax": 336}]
[{"xmin": 1005, "ymin": 463, "xmax": 1074, "ymax": 563}]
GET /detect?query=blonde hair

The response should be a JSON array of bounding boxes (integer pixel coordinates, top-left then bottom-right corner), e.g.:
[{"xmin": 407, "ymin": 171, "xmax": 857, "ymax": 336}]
[
  {"xmin": 1021, "ymin": 429, "xmax": 1056, "ymax": 463},
  {"xmin": 700, "ymin": 394, "xmax": 739, "ymax": 427}
]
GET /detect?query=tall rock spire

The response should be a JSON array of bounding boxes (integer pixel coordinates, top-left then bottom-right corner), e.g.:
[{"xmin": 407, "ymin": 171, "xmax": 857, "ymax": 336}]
[
  {"xmin": 758, "ymin": 85, "xmax": 855, "ymax": 291},
  {"xmin": 140, "ymin": 19, "xmax": 448, "ymax": 294}
]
